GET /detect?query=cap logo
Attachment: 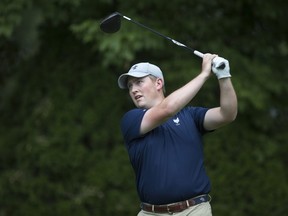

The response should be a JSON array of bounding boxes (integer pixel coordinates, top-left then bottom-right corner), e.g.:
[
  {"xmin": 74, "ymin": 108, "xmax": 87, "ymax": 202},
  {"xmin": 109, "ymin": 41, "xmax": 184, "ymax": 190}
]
[{"xmin": 132, "ymin": 65, "xmax": 138, "ymax": 70}]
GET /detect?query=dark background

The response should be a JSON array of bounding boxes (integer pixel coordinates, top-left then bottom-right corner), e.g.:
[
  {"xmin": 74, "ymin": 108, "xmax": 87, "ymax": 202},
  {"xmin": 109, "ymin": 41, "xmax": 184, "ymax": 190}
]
[{"xmin": 1, "ymin": 0, "xmax": 287, "ymax": 215}]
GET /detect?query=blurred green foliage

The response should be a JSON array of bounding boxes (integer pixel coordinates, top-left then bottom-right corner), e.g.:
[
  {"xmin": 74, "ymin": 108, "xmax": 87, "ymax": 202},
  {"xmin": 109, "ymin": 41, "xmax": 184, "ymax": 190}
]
[{"xmin": 0, "ymin": 0, "xmax": 287, "ymax": 215}]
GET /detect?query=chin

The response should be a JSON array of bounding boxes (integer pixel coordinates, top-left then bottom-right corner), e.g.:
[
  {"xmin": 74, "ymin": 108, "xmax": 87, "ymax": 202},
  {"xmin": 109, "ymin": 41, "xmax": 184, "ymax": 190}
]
[
  {"xmin": 135, "ymin": 103, "xmax": 146, "ymax": 109},
  {"xmin": 136, "ymin": 105, "xmax": 144, "ymax": 109}
]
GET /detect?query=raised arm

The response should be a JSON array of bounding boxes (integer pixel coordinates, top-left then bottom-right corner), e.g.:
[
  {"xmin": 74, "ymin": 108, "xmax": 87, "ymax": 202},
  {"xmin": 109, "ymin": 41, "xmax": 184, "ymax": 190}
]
[
  {"xmin": 204, "ymin": 58, "xmax": 238, "ymax": 130},
  {"xmin": 140, "ymin": 54, "xmax": 216, "ymax": 135}
]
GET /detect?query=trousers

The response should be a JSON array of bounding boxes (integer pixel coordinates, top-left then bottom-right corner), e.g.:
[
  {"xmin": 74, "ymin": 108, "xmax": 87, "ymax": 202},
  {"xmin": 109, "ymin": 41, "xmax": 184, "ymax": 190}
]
[{"xmin": 137, "ymin": 202, "xmax": 212, "ymax": 216}]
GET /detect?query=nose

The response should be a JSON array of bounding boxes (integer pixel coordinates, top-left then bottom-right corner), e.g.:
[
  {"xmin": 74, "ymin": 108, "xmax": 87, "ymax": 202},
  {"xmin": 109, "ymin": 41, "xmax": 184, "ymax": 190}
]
[{"xmin": 130, "ymin": 84, "xmax": 138, "ymax": 94}]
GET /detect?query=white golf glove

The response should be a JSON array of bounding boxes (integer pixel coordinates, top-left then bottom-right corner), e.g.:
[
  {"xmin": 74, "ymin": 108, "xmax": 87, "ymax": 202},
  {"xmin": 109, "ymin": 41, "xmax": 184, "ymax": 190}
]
[{"xmin": 212, "ymin": 57, "xmax": 231, "ymax": 79}]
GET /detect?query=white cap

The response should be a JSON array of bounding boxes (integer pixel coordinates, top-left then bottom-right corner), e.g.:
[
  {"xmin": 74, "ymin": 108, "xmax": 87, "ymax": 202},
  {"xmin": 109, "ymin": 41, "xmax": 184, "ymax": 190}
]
[{"xmin": 118, "ymin": 62, "xmax": 164, "ymax": 89}]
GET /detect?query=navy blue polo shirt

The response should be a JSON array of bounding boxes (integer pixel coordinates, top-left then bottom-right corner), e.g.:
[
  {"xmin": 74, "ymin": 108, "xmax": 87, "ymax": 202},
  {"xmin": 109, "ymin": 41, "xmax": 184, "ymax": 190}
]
[{"xmin": 120, "ymin": 107, "xmax": 211, "ymax": 205}]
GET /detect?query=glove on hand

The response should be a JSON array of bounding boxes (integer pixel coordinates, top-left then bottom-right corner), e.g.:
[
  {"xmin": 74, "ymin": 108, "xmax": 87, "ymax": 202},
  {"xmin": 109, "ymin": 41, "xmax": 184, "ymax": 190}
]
[{"xmin": 212, "ymin": 57, "xmax": 231, "ymax": 79}]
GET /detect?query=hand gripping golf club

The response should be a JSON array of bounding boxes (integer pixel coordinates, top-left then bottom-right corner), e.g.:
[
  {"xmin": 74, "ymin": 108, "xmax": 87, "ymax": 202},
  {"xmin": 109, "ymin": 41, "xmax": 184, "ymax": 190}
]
[{"xmin": 100, "ymin": 12, "xmax": 225, "ymax": 69}]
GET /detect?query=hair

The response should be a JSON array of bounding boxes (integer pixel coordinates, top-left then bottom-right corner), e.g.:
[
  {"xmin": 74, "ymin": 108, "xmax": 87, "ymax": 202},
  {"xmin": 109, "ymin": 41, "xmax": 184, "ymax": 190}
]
[{"xmin": 149, "ymin": 75, "xmax": 166, "ymax": 94}]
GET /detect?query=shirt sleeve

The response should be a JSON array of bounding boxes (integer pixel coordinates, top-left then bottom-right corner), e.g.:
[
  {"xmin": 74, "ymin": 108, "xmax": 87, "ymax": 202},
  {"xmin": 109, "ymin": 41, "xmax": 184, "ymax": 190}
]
[
  {"xmin": 120, "ymin": 109, "xmax": 146, "ymax": 145},
  {"xmin": 187, "ymin": 107, "xmax": 210, "ymax": 134}
]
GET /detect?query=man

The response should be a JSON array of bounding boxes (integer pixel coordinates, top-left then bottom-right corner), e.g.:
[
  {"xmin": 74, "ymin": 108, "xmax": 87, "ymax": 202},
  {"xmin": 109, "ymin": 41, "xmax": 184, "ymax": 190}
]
[{"xmin": 117, "ymin": 54, "xmax": 237, "ymax": 216}]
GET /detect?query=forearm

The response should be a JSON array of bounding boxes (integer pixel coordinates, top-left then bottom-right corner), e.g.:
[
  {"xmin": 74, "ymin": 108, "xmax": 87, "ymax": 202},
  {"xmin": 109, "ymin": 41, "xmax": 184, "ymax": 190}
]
[
  {"xmin": 159, "ymin": 54, "xmax": 216, "ymax": 116},
  {"xmin": 161, "ymin": 73, "xmax": 209, "ymax": 116},
  {"xmin": 218, "ymin": 78, "xmax": 238, "ymax": 121}
]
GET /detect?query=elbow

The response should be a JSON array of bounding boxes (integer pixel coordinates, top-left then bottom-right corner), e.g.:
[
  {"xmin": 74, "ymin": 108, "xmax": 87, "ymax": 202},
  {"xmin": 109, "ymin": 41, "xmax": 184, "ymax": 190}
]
[
  {"xmin": 226, "ymin": 108, "xmax": 238, "ymax": 123},
  {"xmin": 230, "ymin": 112, "xmax": 238, "ymax": 122},
  {"xmin": 220, "ymin": 105, "xmax": 237, "ymax": 124},
  {"xmin": 232, "ymin": 104, "xmax": 238, "ymax": 121}
]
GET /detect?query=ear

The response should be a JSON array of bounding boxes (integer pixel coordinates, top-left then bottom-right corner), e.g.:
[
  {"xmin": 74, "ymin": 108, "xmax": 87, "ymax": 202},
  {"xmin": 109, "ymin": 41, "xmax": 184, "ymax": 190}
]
[{"xmin": 155, "ymin": 78, "xmax": 164, "ymax": 91}]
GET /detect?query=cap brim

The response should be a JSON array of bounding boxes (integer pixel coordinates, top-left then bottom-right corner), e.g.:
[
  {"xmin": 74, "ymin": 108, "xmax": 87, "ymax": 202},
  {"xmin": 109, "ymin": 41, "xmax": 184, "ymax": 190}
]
[{"xmin": 118, "ymin": 72, "xmax": 149, "ymax": 89}]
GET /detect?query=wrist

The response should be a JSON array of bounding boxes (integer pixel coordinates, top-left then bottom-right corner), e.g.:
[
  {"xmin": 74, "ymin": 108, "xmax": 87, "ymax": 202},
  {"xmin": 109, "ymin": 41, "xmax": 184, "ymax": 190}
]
[
  {"xmin": 218, "ymin": 77, "xmax": 233, "ymax": 86},
  {"xmin": 217, "ymin": 74, "xmax": 231, "ymax": 79}
]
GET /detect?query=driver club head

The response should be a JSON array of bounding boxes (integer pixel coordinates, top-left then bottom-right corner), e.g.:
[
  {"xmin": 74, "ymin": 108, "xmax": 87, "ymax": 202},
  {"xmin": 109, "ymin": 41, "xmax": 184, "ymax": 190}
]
[{"xmin": 100, "ymin": 12, "xmax": 122, "ymax": 33}]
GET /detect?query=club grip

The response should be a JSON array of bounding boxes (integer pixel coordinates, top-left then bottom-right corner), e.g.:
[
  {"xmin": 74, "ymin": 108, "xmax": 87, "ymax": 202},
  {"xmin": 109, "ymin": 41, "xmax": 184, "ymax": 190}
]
[{"xmin": 193, "ymin": 50, "xmax": 204, "ymax": 58}]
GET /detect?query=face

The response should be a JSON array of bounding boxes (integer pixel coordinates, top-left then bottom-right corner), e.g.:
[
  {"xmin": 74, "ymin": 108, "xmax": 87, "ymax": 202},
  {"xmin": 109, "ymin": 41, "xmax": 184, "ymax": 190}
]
[{"xmin": 127, "ymin": 76, "xmax": 163, "ymax": 109}]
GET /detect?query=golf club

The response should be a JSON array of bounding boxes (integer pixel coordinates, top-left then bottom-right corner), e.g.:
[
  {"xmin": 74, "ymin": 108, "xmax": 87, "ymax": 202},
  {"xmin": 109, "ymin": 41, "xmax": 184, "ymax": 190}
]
[{"xmin": 100, "ymin": 12, "xmax": 225, "ymax": 69}]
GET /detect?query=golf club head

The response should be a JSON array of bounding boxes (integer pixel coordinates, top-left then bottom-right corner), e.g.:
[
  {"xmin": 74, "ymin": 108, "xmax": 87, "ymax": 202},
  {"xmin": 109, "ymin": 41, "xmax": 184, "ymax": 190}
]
[{"xmin": 100, "ymin": 12, "xmax": 122, "ymax": 33}]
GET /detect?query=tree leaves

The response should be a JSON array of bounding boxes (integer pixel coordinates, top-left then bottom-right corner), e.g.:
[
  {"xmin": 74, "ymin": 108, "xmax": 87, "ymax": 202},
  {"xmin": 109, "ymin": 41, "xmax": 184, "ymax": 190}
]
[{"xmin": 0, "ymin": 1, "xmax": 288, "ymax": 215}]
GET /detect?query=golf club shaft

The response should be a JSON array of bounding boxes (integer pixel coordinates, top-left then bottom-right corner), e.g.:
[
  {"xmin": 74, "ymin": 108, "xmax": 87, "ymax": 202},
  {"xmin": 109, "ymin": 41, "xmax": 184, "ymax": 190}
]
[{"xmin": 121, "ymin": 15, "xmax": 204, "ymax": 58}]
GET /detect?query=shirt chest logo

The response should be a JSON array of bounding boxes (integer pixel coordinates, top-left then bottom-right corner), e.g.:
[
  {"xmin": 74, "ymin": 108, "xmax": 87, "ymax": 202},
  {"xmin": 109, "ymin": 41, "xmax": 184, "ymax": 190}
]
[{"xmin": 173, "ymin": 117, "xmax": 180, "ymax": 126}]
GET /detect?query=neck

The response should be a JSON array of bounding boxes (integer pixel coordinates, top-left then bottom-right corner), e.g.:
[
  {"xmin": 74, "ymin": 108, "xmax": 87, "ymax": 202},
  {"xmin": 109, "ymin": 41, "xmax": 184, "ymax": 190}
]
[{"xmin": 142, "ymin": 95, "xmax": 165, "ymax": 109}]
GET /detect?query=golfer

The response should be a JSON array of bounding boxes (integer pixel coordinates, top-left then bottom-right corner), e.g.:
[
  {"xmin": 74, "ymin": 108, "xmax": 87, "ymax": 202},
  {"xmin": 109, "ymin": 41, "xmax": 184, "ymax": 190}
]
[{"xmin": 118, "ymin": 54, "xmax": 237, "ymax": 216}]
